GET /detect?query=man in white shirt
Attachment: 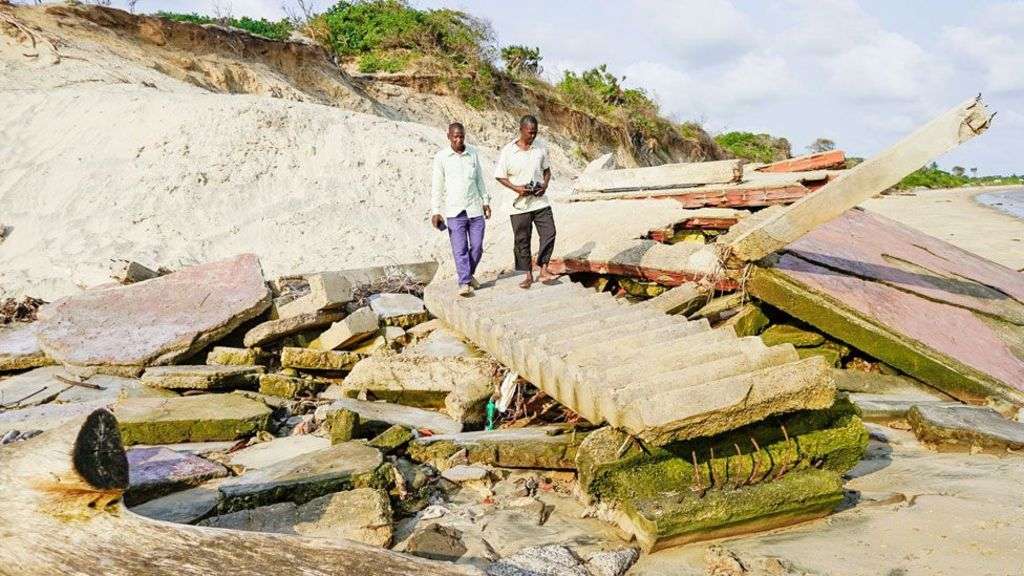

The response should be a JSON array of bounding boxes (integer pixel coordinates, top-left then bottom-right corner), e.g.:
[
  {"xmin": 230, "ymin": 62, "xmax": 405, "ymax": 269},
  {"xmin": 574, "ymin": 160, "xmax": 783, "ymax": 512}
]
[
  {"xmin": 494, "ymin": 115, "xmax": 557, "ymax": 289},
  {"xmin": 431, "ymin": 122, "xmax": 491, "ymax": 296}
]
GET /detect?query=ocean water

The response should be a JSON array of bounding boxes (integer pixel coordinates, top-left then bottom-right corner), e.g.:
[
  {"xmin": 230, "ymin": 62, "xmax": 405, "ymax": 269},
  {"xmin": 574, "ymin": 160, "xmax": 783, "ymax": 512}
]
[{"xmin": 976, "ymin": 187, "xmax": 1024, "ymax": 220}]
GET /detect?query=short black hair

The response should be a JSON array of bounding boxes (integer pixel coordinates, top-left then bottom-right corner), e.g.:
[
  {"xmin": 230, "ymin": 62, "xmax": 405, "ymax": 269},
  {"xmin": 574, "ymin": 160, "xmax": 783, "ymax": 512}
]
[
  {"xmin": 519, "ymin": 115, "xmax": 539, "ymax": 129},
  {"xmin": 448, "ymin": 122, "xmax": 465, "ymax": 133}
]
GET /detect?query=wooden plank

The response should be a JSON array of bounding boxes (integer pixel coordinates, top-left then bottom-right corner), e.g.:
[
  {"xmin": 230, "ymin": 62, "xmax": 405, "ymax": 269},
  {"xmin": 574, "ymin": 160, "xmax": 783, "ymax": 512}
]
[
  {"xmin": 747, "ymin": 212, "xmax": 1024, "ymax": 408},
  {"xmin": 724, "ymin": 96, "xmax": 993, "ymax": 264},
  {"xmin": 573, "ymin": 159, "xmax": 742, "ymax": 194},
  {"xmin": 755, "ymin": 150, "xmax": 846, "ymax": 173},
  {"xmin": 569, "ymin": 182, "xmax": 812, "ymax": 207}
]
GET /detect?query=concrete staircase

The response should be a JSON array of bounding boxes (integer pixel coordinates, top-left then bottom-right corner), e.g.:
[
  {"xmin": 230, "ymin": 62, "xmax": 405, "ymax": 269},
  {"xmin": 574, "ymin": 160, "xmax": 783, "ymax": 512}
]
[{"xmin": 423, "ymin": 276, "xmax": 835, "ymax": 445}]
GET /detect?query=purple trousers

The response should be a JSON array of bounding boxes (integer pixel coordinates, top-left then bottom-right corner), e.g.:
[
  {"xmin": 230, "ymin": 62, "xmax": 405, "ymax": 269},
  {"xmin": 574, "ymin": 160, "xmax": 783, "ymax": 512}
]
[{"xmin": 447, "ymin": 211, "xmax": 485, "ymax": 285}]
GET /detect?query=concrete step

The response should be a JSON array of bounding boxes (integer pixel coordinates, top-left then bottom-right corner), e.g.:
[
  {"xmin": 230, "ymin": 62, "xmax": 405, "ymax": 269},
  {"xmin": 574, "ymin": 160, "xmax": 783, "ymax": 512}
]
[
  {"xmin": 568, "ymin": 326, "xmax": 735, "ymax": 366},
  {"xmin": 557, "ymin": 318, "xmax": 712, "ymax": 354},
  {"xmin": 602, "ymin": 336, "xmax": 768, "ymax": 382}
]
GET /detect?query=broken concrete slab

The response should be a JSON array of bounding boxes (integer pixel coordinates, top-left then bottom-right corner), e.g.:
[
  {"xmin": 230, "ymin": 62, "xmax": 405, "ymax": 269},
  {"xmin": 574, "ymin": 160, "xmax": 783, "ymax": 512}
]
[
  {"xmin": 404, "ymin": 523, "xmax": 471, "ymax": 563},
  {"xmin": 369, "ymin": 425, "xmax": 414, "ymax": 453},
  {"xmin": 720, "ymin": 304, "xmax": 770, "ymax": 337},
  {"xmin": 205, "ymin": 346, "xmax": 262, "ymax": 366},
  {"xmin": 326, "ymin": 407, "xmax": 358, "ymax": 444},
  {"xmin": 316, "ymin": 398, "xmax": 462, "ymax": 435},
  {"xmin": 487, "ymin": 544, "xmax": 589, "ymax": 576},
  {"xmin": 276, "ymin": 272, "xmax": 354, "ymax": 319},
  {"xmin": 848, "ymin": 394, "xmax": 959, "ymax": 424},
  {"xmin": 585, "ymin": 548, "xmax": 640, "ymax": 576},
  {"xmin": 407, "ymin": 319, "xmax": 445, "ymax": 342},
  {"xmin": 227, "ymin": 435, "xmax": 331, "ymax": 471},
  {"xmin": 115, "ymin": 394, "xmax": 272, "ymax": 445},
  {"xmin": 257, "ymin": 372, "xmax": 321, "ymax": 398},
  {"xmin": 832, "ymin": 369, "xmax": 950, "ymax": 399},
  {"xmin": 125, "ymin": 446, "xmax": 229, "ymax": 506},
  {"xmin": 280, "ymin": 347, "xmax": 359, "ymax": 371},
  {"xmin": 722, "ymin": 96, "xmax": 992, "ymax": 264},
  {"xmin": 0, "ymin": 398, "xmax": 109, "ymax": 435},
  {"xmin": 129, "ymin": 480, "xmax": 224, "ymax": 524},
  {"xmin": 747, "ymin": 208, "xmax": 1024, "ymax": 408},
  {"xmin": 110, "ymin": 260, "xmax": 161, "ymax": 284},
  {"xmin": 0, "ymin": 365, "xmax": 72, "ymax": 408},
  {"xmin": 409, "ymin": 426, "xmax": 586, "ymax": 470},
  {"xmin": 760, "ymin": 324, "xmax": 824, "ymax": 348},
  {"xmin": 199, "ymin": 501, "xmax": 300, "ymax": 532},
  {"xmin": 36, "ymin": 254, "xmax": 271, "ymax": 375},
  {"xmin": 0, "ymin": 322, "xmax": 54, "ymax": 372},
  {"xmin": 580, "ymin": 152, "xmax": 616, "ymax": 176},
  {"xmin": 574, "ymin": 159, "xmax": 741, "ymax": 194},
  {"xmin": 312, "ymin": 306, "xmax": 379, "ymax": 350},
  {"xmin": 242, "ymin": 309, "xmax": 347, "ymax": 348},
  {"xmin": 908, "ymin": 404, "xmax": 1024, "ymax": 453},
  {"xmin": 755, "ymin": 150, "xmax": 846, "ymax": 173},
  {"xmin": 217, "ymin": 440, "xmax": 384, "ymax": 511},
  {"xmin": 141, "ymin": 365, "xmax": 263, "ymax": 391},
  {"xmin": 369, "ymin": 293, "xmax": 429, "ymax": 328},
  {"xmin": 294, "ymin": 487, "xmax": 394, "ymax": 547},
  {"xmin": 406, "ymin": 327, "xmax": 482, "ymax": 358},
  {"xmin": 641, "ymin": 282, "xmax": 705, "ymax": 316}
]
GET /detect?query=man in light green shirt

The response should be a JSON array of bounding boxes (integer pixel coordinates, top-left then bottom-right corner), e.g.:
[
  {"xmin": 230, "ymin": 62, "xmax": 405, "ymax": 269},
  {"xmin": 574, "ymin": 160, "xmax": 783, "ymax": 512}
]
[{"xmin": 431, "ymin": 122, "xmax": 490, "ymax": 296}]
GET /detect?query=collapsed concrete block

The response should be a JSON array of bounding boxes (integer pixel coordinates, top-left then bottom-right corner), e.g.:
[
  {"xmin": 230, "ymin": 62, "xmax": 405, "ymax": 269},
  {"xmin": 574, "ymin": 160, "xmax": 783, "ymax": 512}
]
[
  {"xmin": 312, "ymin": 306, "xmax": 379, "ymax": 350},
  {"xmin": 0, "ymin": 399, "xmax": 110, "ymax": 435},
  {"xmin": 409, "ymin": 426, "xmax": 586, "ymax": 470},
  {"xmin": 242, "ymin": 309, "xmax": 347, "ymax": 348},
  {"xmin": 141, "ymin": 365, "xmax": 263, "ymax": 391},
  {"xmin": 407, "ymin": 319, "xmax": 445, "ymax": 342},
  {"xmin": 217, "ymin": 441, "xmax": 384, "ymax": 512},
  {"xmin": 280, "ymin": 347, "xmax": 359, "ymax": 371},
  {"xmin": 487, "ymin": 544, "xmax": 590, "ymax": 576},
  {"xmin": 115, "ymin": 394, "xmax": 272, "ymax": 445},
  {"xmin": 849, "ymin": 395, "xmax": 959, "ymax": 424},
  {"xmin": 276, "ymin": 272, "xmax": 353, "ymax": 319},
  {"xmin": 124, "ymin": 446, "xmax": 229, "ymax": 506},
  {"xmin": 36, "ymin": 254, "xmax": 271, "ymax": 375},
  {"xmin": 369, "ymin": 293, "xmax": 429, "ymax": 328},
  {"xmin": 574, "ymin": 159, "xmax": 741, "ymax": 194},
  {"xmin": 205, "ymin": 346, "xmax": 262, "ymax": 366},
  {"xmin": 720, "ymin": 304, "xmax": 770, "ymax": 337},
  {"xmin": 908, "ymin": 404, "xmax": 1024, "ymax": 453},
  {"xmin": 293, "ymin": 487, "xmax": 394, "ymax": 547},
  {"xmin": 403, "ymin": 523, "xmax": 471, "ymax": 563},
  {"xmin": 316, "ymin": 397, "xmax": 461, "ymax": 436},
  {"xmin": 0, "ymin": 322, "xmax": 54, "ymax": 372},
  {"xmin": 585, "ymin": 548, "xmax": 640, "ymax": 576},
  {"xmin": 368, "ymin": 424, "xmax": 414, "ymax": 453},
  {"xmin": 326, "ymin": 408, "xmax": 358, "ymax": 444},
  {"xmin": 199, "ymin": 502, "xmax": 300, "ymax": 532},
  {"xmin": 257, "ymin": 372, "xmax": 321, "ymax": 398},
  {"xmin": 0, "ymin": 365, "xmax": 75, "ymax": 408},
  {"xmin": 227, "ymin": 435, "xmax": 331, "ymax": 471},
  {"xmin": 761, "ymin": 324, "xmax": 825, "ymax": 347},
  {"xmin": 129, "ymin": 481, "xmax": 224, "ymax": 524}
]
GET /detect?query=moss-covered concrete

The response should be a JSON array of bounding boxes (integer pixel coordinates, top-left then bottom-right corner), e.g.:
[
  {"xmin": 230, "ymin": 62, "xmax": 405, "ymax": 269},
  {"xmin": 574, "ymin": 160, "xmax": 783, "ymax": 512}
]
[
  {"xmin": 621, "ymin": 468, "xmax": 844, "ymax": 552},
  {"xmin": 327, "ymin": 408, "xmax": 358, "ymax": 444},
  {"xmin": 577, "ymin": 399, "xmax": 867, "ymax": 503},
  {"xmin": 409, "ymin": 426, "xmax": 588, "ymax": 470},
  {"xmin": 721, "ymin": 304, "xmax": 770, "ymax": 337},
  {"xmin": 760, "ymin": 324, "xmax": 825, "ymax": 347},
  {"xmin": 619, "ymin": 278, "xmax": 669, "ymax": 298},
  {"xmin": 206, "ymin": 346, "xmax": 263, "ymax": 366},
  {"xmin": 280, "ymin": 347, "xmax": 359, "ymax": 372},
  {"xmin": 258, "ymin": 373, "xmax": 321, "ymax": 398},
  {"xmin": 748, "ymin": 266, "xmax": 1024, "ymax": 408},
  {"xmin": 115, "ymin": 394, "xmax": 272, "ymax": 445},
  {"xmin": 368, "ymin": 425, "xmax": 414, "ymax": 453}
]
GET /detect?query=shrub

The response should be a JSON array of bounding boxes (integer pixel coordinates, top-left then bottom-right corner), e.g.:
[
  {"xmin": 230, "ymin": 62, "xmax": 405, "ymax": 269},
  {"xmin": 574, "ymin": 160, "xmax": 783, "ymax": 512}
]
[
  {"xmin": 714, "ymin": 131, "xmax": 790, "ymax": 163},
  {"xmin": 155, "ymin": 11, "xmax": 293, "ymax": 41},
  {"xmin": 501, "ymin": 45, "xmax": 541, "ymax": 77},
  {"xmin": 357, "ymin": 52, "xmax": 408, "ymax": 73}
]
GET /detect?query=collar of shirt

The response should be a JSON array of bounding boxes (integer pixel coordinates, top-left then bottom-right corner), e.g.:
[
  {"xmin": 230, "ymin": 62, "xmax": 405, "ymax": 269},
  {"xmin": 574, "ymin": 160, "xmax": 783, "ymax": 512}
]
[
  {"xmin": 445, "ymin": 145, "xmax": 473, "ymax": 157},
  {"xmin": 509, "ymin": 139, "xmax": 537, "ymax": 151}
]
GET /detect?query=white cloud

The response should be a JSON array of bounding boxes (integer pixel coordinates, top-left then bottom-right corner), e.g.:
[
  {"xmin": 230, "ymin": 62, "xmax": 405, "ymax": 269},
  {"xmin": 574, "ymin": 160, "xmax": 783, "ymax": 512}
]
[
  {"xmin": 945, "ymin": 25, "xmax": 1024, "ymax": 94},
  {"xmin": 826, "ymin": 31, "xmax": 952, "ymax": 101}
]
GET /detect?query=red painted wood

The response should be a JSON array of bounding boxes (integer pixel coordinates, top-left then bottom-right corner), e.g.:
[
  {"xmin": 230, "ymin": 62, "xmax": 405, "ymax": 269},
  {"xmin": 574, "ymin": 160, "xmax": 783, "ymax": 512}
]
[
  {"xmin": 548, "ymin": 258, "xmax": 738, "ymax": 291},
  {"xmin": 756, "ymin": 150, "xmax": 846, "ymax": 173}
]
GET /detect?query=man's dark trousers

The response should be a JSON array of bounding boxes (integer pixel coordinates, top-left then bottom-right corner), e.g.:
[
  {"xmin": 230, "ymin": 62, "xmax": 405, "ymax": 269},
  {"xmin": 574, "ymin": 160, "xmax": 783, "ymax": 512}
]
[
  {"xmin": 510, "ymin": 206, "xmax": 556, "ymax": 272},
  {"xmin": 447, "ymin": 210, "xmax": 485, "ymax": 286}
]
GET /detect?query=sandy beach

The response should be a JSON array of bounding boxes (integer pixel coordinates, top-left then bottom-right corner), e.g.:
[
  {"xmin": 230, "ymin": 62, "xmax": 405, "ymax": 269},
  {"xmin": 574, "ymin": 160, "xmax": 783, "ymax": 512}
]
[{"xmin": 861, "ymin": 185, "xmax": 1024, "ymax": 271}]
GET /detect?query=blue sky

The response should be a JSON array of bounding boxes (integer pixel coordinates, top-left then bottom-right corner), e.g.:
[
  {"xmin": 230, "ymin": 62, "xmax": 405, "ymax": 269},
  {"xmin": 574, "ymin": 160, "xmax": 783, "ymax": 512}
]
[{"xmin": 101, "ymin": 0, "xmax": 1024, "ymax": 174}]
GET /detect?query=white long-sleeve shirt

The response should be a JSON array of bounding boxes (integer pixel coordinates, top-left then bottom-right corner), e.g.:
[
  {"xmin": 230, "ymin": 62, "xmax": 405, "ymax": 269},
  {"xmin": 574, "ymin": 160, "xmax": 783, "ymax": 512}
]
[{"xmin": 431, "ymin": 144, "xmax": 489, "ymax": 218}]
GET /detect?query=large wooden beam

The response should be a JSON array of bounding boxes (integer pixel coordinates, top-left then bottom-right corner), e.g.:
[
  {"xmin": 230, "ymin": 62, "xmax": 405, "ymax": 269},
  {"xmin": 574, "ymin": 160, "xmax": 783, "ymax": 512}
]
[
  {"xmin": 573, "ymin": 159, "xmax": 742, "ymax": 194},
  {"xmin": 721, "ymin": 96, "xmax": 993, "ymax": 264},
  {"xmin": 0, "ymin": 409, "xmax": 483, "ymax": 576}
]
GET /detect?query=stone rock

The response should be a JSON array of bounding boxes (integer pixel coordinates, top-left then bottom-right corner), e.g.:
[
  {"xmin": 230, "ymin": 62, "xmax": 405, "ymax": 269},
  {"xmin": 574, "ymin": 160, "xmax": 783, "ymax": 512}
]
[
  {"xmin": 848, "ymin": 394, "xmax": 959, "ymax": 424},
  {"xmin": 409, "ymin": 426, "xmax": 585, "ymax": 470},
  {"xmin": 369, "ymin": 293, "xmax": 429, "ymax": 328},
  {"xmin": 405, "ymin": 328, "xmax": 481, "ymax": 358},
  {"xmin": 343, "ymin": 355, "xmax": 496, "ymax": 412},
  {"xmin": 206, "ymin": 346, "xmax": 262, "ymax": 366},
  {"xmin": 908, "ymin": 404, "xmax": 1024, "ymax": 453},
  {"xmin": 129, "ymin": 480, "xmax": 224, "ymax": 524},
  {"xmin": 227, "ymin": 435, "xmax": 331, "ymax": 471},
  {"xmin": 115, "ymin": 394, "xmax": 272, "ymax": 445},
  {"xmin": 316, "ymin": 398, "xmax": 461, "ymax": 436},
  {"xmin": 242, "ymin": 309, "xmax": 347, "ymax": 348},
  {"xmin": 294, "ymin": 487, "xmax": 394, "ymax": 547},
  {"xmin": 406, "ymin": 319, "xmax": 444, "ymax": 342},
  {"xmin": 326, "ymin": 408, "xmax": 358, "ymax": 444},
  {"xmin": 217, "ymin": 441, "xmax": 384, "ymax": 512},
  {"xmin": 125, "ymin": 446, "xmax": 229, "ymax": 506},
  {"xmin": 280, "ymin": 347, "xmax": 359, "ymax": 371},
  {"xmin": 0, "ymin": 322, "xmax": 54, "ymax": 372},
  {"xmin": 368, "ymin": 424, "xmax": 414, "ymax": 453},
  {"xmin": 486, "ymin": 544, "xmax": 589, "ymax": 576},
  {"xmin": 257, "ymin": 373, "xmax": 320, "ymax": 398},
  {"xmin": 350, "ymin": 335, "xmax": 393, "ymax": 356},
  {"xmin": 384, "ymin": 325, "xmax": 408, "ymax": 344},
  {"xmin": 760, "ymin": 324, "xmax": 825, "ymax": 348},
  {"xmin": 585, "ymin": 548, "xmax": 640, "ymax": 576},
  {"xmin": 404, "ymin": 523, "xmax": 469, "ymax": 562},
  {"xmin": 312, "ymin": 306, "xmax": 380, "ymax": 351},
  {"xmin": 277, "ymin": 272, "xmax": 353, "ymax": 319},
  {"xmin": 36, "ymin": 254, "xmax": 270, "ymax": 375},
  {"xmin": 110, "ymin": 260, "xmax": 160, "ymax": 284},
  {"xmin": 0, "ymin": 399, "xmax": 109, "ymax": 435},
  {"xmin": 441, "ymin": 464, "xmax": 488, "ymax": 483},
  {"xmin": 141, "ymin": 365, "xmax": 263, "ymax": 391},
  {"xmin": 199, "ymin": 502, "xmax": 299, "ymax": 532}
]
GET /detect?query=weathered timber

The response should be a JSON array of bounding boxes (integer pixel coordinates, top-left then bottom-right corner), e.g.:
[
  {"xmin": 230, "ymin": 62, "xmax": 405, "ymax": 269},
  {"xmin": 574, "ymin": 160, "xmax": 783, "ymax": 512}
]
[
  {"xmin": 747, "ymin": 209, "xmax": 1024, "ymax": 408},
  {"xmin": 755, "ymin": 150, "xmax": 846, "ymax": 173},
  {"xmin": 569, "ymin": 181, "xmax": 814, "ymax": 208},
  {"xmin": 547, "ymin": 239, "xmax": 736, "ymax": 290},
  {"xmin": 723, "ymin": 96, "xmax": 992, "ymax": 264},
  {"xmin": 0, "ymin": 409, "xmax": 481, "ymax": 575},
  {"xmin": 574, "ymin": 159, "xmax": 741, "ymax": 194}
]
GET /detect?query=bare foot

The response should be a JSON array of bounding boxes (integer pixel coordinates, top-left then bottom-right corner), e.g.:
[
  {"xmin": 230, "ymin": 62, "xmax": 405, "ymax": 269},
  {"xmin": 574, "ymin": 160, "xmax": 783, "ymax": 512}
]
[
  {"xmin": 537, "ymin": 266, "xmax": 558, "ymax": 283},
  {"xmin": 519, "ymin": 273, "xmax": 534, "ymax": 289}
]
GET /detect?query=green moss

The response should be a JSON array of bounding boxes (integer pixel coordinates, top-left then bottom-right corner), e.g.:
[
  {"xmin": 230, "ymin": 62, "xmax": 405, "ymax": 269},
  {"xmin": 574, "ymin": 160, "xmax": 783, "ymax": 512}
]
[
  {"xmin": 722, "ymin": 304, "xmax": 770, "ymax": 337},
  {"xmin": 258, "ymin": 373, "xmax": 321, "ymax": 398},
  {"xmin": 619, "ymin": 278, "xmax": 668, "ymax": 298},
  {"xmin": 368, "ymin": 425, "xmax": 414, "ymax": 453},
  {"xmin": 761, "ymin": 324, "xmax": 825, "ymax": 347},
  {"xmin": 327, "ymin": 408, "xmax": 359, "ymax": 444},
  {"xmin": 577, "ymin": 399, "xmax": 867, "ymax": 502}
]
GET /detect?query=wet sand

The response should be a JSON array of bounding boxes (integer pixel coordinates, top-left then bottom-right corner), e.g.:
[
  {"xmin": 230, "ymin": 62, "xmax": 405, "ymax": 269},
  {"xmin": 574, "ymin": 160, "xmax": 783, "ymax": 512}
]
[{"xmin": 860, "ymin": 186, "xmax": 1024, "ymax": 271}]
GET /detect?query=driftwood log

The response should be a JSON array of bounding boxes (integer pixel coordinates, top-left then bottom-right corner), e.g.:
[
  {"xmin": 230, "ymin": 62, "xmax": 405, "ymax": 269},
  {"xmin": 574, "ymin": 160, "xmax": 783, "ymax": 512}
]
[{"xmin": 0, "ymin": 408, "xmax": 483, "ymax": 575}]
